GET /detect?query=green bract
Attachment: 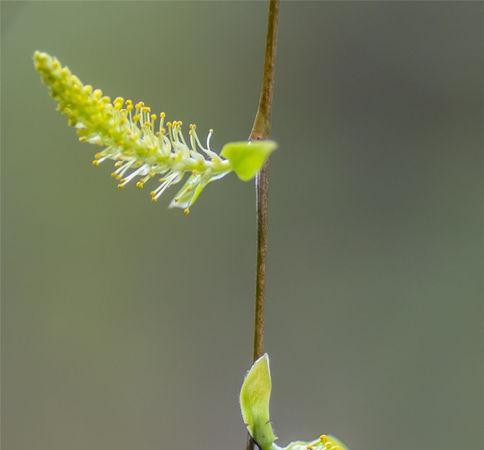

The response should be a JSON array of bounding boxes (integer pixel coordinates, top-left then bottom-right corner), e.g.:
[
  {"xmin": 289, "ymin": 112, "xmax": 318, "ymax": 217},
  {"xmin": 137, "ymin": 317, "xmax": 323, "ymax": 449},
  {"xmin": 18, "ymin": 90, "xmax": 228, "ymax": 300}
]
[
  {"xmin": 34, "ymin": 51, "xmax": 276, "ymax": 213},
  {"xmin": 240, "ymin": 355, "xmax": 350, "ymax": 450}
]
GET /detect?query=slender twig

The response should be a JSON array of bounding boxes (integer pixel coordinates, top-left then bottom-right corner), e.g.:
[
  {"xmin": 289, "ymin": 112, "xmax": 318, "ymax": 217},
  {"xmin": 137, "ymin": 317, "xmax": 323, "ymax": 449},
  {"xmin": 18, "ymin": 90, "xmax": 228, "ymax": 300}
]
[{"xmin": 246, "ymin": 1, "xmax": 279, "ymax": 449}]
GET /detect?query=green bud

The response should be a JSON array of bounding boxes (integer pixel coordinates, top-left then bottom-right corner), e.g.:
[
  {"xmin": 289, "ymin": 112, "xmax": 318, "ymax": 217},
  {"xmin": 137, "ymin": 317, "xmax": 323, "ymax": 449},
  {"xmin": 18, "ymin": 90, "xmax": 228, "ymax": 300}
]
[{"xmin": 240, "ymin": 354, "xmax": 277, "ymax": 450}]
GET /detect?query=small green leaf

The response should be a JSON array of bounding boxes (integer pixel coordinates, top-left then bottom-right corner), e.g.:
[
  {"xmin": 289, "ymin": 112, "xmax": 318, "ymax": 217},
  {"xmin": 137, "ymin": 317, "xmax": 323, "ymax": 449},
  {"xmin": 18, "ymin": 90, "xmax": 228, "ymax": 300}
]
[
  {"xmin": 240, "ymin": 354, "xmax": 276, "ymax": 450},
  {"xmin": 221, "ymin": 140, "xmax": 277, "ymax": 181}
]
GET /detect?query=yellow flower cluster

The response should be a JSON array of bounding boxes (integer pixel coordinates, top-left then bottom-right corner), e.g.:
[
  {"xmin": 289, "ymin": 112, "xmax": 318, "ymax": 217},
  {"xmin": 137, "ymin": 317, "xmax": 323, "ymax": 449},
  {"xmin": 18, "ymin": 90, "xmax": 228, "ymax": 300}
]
[
  {"xmin": 284, "ymin": 434, "xmax": 348, "ymax": 450},
  {"xmin": 317, "ymin": 434, "xmax": 346, "ymax": 450},
  {"xmin": 33, "ymin": 51, "xmax": 231, "ymax": 213}
]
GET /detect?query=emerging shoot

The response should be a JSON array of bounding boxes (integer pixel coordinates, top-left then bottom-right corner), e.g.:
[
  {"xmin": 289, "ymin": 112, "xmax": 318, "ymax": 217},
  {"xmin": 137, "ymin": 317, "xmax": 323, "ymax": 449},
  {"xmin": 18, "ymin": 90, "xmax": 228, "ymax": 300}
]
[{"xmin": 240, "ymin": 355, "xmax": 350, "ymax": 450}]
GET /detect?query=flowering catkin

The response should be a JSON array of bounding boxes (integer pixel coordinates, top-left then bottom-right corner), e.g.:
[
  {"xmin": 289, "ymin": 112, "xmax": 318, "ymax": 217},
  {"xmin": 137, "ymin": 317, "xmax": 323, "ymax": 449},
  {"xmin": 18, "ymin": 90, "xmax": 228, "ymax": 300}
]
[{"xmin": 33, "ymin": 51, "xmax": 276, "ymax": 213}]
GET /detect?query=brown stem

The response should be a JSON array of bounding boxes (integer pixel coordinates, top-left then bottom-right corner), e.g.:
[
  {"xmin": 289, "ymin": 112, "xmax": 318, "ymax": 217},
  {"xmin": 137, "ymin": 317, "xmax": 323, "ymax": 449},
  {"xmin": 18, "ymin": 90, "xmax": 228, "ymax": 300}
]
[{"xmin": 246, "ymin": 1, "xmax": 279, "ymax": 450}]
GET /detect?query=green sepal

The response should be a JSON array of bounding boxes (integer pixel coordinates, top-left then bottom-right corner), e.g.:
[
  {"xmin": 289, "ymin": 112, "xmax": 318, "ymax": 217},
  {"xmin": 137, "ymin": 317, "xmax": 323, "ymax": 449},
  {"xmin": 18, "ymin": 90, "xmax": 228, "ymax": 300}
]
[
  {"xmin": 240, "ymin": 354, "xmax": 277, "ymax": 450},
  {"xmin": 221, "ymin": 140, "xmax": 277, "ymax": 181}
]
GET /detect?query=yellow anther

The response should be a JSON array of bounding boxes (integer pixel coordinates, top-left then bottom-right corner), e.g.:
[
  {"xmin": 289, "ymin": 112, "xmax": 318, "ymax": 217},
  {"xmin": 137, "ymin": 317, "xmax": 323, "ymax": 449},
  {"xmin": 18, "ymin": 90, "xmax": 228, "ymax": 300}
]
[
  {"xmin": 151, "ymin": 114, "xmax": 157, "ymax": 121},
  {"xmin": 91, "ymin": 160, "xmax": 100, "ymax": 166},
  {"xmin": 160, "ymin": 112, "xmax": 166, "ymax": 118},
  {"xmin": 92, "ymin": 89, "xmax": 103, "ymax": 99},
  {"xmin": 136, "ymin": 181, "xmax": 144, "ymax": 189},
  {"xmin": 111, "ymin": 172, "xmax": 118, "ymax": 178},
  {"xmin": 94, "ymin": 152, "xmax": 103, "ymax": 159},
  {"xmin": 149, "ymin": 191, "xmax": 156, "ymax": 197},
  {"xmin": 132, "ymin": 114, "xmax": 140, "ymax": 122},
  {"xmin": 117, "ymin": 183, "xmax": 125, "ymax": 189},
  {"xmin": 166, "ymin": 122, "xmax": 172, "ymax": 127},
  {"xmin": 183, "ymin": 208, "xmax": 190, "ymax": 215},
  {"xmin": 114, "ymin": 97, "xmax": 124, "ymax": 104},
  {"xmin": 319, "ymin": 435, "xmax": 341, "ymax": 450}
]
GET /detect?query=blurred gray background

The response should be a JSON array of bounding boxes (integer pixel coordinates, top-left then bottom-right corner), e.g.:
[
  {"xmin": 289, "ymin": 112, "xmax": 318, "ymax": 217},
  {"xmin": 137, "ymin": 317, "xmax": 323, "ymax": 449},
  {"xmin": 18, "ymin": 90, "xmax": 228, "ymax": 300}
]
[{"xmin": 2, "ymin": 2, "xmax": 483, "ymax": 450}]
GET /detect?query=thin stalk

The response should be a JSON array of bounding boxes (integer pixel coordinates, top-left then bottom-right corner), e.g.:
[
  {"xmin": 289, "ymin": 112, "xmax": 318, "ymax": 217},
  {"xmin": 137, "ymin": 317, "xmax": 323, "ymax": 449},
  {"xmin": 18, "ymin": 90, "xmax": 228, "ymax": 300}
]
[{"xmin": 246, "ymin": 1, "xmax": 280, "ymax": 449}]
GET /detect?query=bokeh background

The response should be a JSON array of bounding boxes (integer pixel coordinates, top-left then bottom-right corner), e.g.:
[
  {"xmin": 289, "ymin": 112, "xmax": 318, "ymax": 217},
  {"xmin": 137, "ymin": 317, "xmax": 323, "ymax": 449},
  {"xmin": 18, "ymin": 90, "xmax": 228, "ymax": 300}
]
[{"xmin": 2, "ymin": 2, "xmax": 483, "ymax": 450}]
